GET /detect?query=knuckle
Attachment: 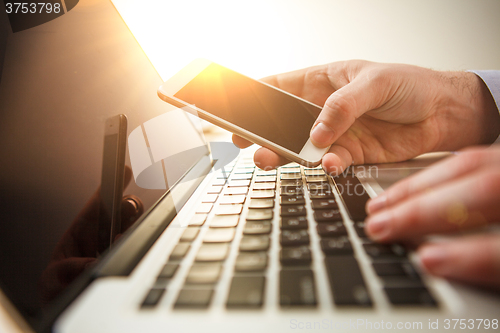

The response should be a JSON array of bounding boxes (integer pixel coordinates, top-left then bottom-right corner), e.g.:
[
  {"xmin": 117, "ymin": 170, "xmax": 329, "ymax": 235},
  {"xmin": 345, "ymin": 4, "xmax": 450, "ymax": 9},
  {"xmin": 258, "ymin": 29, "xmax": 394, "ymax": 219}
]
[{"xmin": 323, "ymin": 93, "xmax": 357, "ymax": 121}]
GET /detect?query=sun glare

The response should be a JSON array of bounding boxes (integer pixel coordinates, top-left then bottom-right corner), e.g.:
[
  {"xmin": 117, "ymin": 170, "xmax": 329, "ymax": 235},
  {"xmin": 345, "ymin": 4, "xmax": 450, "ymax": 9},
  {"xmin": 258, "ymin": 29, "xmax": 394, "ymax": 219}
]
[{"xmin": 111, "ymin": 0, "xmax": 294, "ymax": 81}]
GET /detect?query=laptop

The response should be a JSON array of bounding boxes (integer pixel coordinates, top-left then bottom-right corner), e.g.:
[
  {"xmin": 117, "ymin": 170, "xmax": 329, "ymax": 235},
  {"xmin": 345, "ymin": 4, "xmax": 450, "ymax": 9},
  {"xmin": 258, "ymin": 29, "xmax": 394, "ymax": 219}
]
[{"xmin": 0, "ymin": 1, "xmax": 499, "ymax": 332}]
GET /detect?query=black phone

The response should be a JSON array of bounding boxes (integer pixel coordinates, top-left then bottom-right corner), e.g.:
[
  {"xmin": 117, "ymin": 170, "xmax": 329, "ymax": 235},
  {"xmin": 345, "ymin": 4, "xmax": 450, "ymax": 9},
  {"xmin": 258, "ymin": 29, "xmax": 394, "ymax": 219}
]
[{"xmin": 97, "ymin": 114, "xmax": 127, "ymax": 254}]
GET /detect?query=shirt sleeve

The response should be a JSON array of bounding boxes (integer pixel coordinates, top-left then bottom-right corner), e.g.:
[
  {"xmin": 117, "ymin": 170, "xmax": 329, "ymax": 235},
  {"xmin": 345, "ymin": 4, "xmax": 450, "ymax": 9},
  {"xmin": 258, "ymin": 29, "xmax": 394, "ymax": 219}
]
[{"xmin": 469, "ymin": 70, "xmax": 500, "ymax": 143}]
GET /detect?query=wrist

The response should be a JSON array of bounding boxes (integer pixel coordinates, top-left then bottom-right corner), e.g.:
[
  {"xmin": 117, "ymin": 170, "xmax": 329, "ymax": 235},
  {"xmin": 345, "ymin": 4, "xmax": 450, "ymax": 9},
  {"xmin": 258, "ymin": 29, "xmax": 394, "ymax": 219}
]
[{"xmin": 434, "ymin": 71, "xmax": 500, "ymax": 150}]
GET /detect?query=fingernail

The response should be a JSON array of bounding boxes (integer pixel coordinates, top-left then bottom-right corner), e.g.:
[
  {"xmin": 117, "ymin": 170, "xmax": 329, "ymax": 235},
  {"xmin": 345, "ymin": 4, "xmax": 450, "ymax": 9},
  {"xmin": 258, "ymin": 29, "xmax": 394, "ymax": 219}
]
[
  {"xmin": 419, "ymin": 245, "xmax": 449, "ymax": 274},
  {"xmin": 366, "ymin": 194, "xmax": 387, "ymax": 214},
  {"xmin": 311, "ymin": 122, "xmax": 335, "ymax": 146},
  {"xmin": 365, "ymin": 211, "xmax": 392, "ymax": 241}
]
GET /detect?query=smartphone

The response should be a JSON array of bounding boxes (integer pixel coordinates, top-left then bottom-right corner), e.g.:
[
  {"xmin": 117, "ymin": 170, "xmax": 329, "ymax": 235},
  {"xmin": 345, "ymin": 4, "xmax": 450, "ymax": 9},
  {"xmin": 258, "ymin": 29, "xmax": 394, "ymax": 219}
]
[
  {"xmin": 97, "ymin": 114, "xmax": 127, "ymax": 254},
  {"xmin": 157, "ymin": 59, "xmax": 330, "ymax": 167}
]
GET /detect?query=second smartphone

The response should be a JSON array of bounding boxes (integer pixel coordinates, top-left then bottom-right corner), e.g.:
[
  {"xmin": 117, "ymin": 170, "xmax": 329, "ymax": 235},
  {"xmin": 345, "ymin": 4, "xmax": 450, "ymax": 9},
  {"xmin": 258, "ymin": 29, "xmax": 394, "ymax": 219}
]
[{"xmin": 157, "ymin": 59, "xmax": 330, "ymax": 167}]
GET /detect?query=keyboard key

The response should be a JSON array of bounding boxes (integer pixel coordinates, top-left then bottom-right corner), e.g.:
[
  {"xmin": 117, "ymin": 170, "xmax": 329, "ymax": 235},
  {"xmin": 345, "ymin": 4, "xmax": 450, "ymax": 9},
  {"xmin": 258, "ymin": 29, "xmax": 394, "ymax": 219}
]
[
  {"xmin": 280, "ymin": 246, "xmax": 312, "ymax": 266},
  {"xmin": 212, "ymin": 179, "xmax": 226, "ymax": 186},
  {"xmin": 219, "ymin": 195, "xmax": 246, "ymax": 204},
  {"xmin": 280, "ymin": 269, "xmax": 317, "ymax": 306},
  {"xmin": 251, "ymin": 190, "xmax": 275, "ymax": 199},
  {"xmin": 188, "ymin": 214, "xmax": 207, "ymax": 226},
  {"xmin": 304, "ymin": 169, "xmax": 325, "ymax": 176},
  {"xmin": 195, "ymin": 203, "xmax": 213, "ymax": 214},
  {"xmin": 141, "ymin": 288, "xmax": 165, "ymax": 308},
  {"xmin": 203, "ymin": 228, "xmax": 236, "ymax": 243},
  {"xmin": 169, "ymin": 243, "xmax": 191, "ymax": 260},
  {"xmin": 384, "ymin": 287, "xmax": 437, "ymax": 306},
  {"xmin": 280, "ymin": 216, "xmax": 308, "ymax": 230},
  {"xmin": 372, "ymin": 262, "xmax": 419, "ymax": 277},
  {"xmin": 215, "ymin": 204, "xmax": 243, "ymax": 215},
  {"xmin": 234, "ymin": 169, "xmax": 254, "ymax": 174},
  {"xmin": 230, "ymin": 174, "xmax": 253, "ymax": 180},
  {"xmin": 227, "ymin": 276, "xmax": 265, "ymax": 308},
  {"xmin": 239, "ymin": 236, "xmax": 270, "ymax": 251},
  {"xmin": 209, "ymin": 215, "xmax": 239, "ymax": 228},
  {"xmin": 280, "ymin": 230, "xmax": 310, "ymax": 246},
  {"xmin": 281, "ymin": 205, "xmax": 307, "ymax": 216},
  {"xmin": 195, "ymin": 243, "xmax": 230, "ymax": 261},
  {"xmin": 317, "ymin": 222, "xmax": 347, "ymax": 237},
  {"xmin": 381, "ymin": 275, "xmax": 424, "ymax": 288},
  {"xmin": 180, "ymin": 227, "xmax": 200, "ymax": 242},
  {"xmin": 202, "ymin": 194, "xmax": 218, "ymax": 203},
  {"xmin": 228, "ymin": 180, "xmax": 251, "ymax": 187},
  {"xmin": 281, "ymin": 173, "xmax": 302, "ymax": 180},
  {"xmin": 311, "ymin": 199, "xmax": 338, "ymax": 210},
  {"xmin": 248, "ymin": 198, "xmax": 274, "ymax": 209},
  {"xmin": 307, "ymin": 182, "xmax": 331, "ymax": 191},
  {"xmin": 309, "ymin": 190, "xmax": 335, "ymax": 199},
  {"xmin": 246, "ymin": 208, "xmax": 273, "ymax": 220},
  {"xmin": 280, "ymin": 179, "xmax": 303, "ymax": 186},
  {"xmin": 363, "ymin": 244, "xmax": 406, "ymax": 259},
  {"xmin": 207, "ymin": 186, "xmax": 223, "ymax": 194},
  {"xmin": 234, "ymin": 252, "xmax": 268, "ymax": 271},
  {"xmin": 186, "ymin": 263, "xmax": 222, "ymax": 284},
  {"xmin": 334, "ymin": 175, "xmax": 370, "ymax": 220},
  {"xmin": 254, "ymin": 175, "xmax": 276, "ymax": 182},
  {"xmin": 174, "ymin": 289, "xmax": 213, "ymax": 308},
  {"xmin": 281, "ymin": 186, "xmax": 304, "ymax": 196},
  {"xmin": 353, "ymin": 221, "xmax": 367, "ymax": 237},
  {"xmin": 236, "ymin": 164, "xmax": 255, "ymax": 169},
  {"xmin": 306, "ymin": 175, "xmax": 328, "ymax": 183},
  {"xmin": 281, "ymin": 195, "xmax": 305, "ymax": 205},
  {"xmin": 225, "ymin": 187, "xmax": 249, "ymax": 195},
  {"xmin": 256, "ymin": 170, "xmax": 276, "ymax": 176},
  {"xmin": 244, "ymin": 221, "xmax": 272, "ymax": 235},
  {"xmin": 281, "ymin": 167, "xmax": 301, "ymax": 174},
  {"xmin": 157, "ymin": 263, "xmax": 179, "ymax": 279},
  {"xmin": 320, "ymin": 237, "xmax": 353, "ymax": 255},
  {"xmin": 324, "ymin": 255, "xmax": 372, "ymax": 306},
  {"xmin": 252, "ymin": 182, "xmax": 276, "ymax": 190},
  {"xmin": 314, "ymin": 209, "xmax": 343, "ymax": 222}
]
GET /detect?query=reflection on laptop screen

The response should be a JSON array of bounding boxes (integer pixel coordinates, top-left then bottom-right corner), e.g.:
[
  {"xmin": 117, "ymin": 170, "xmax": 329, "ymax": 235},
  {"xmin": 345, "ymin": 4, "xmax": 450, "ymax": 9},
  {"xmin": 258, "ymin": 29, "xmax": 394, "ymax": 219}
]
[{"xmin": 0, "ymin": 1, "xmax": 209, "ymax": 329}]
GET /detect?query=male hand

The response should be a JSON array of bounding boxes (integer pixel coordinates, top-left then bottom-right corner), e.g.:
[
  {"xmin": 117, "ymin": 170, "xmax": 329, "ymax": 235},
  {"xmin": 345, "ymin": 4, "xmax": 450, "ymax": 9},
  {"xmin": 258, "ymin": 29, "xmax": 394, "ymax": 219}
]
[
  {"xmin": 233, "ymin": 60, "xmax": 499, "ymax": 173},
  {"xmin": 366, "ymin": 146, "xmax": 500, "ymax": 289}
]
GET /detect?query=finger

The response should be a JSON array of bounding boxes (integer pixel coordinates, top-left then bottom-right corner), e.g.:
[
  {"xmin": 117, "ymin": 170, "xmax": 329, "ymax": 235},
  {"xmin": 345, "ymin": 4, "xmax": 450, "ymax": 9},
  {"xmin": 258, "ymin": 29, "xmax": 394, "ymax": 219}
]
[
  {"xmin": 322, "ymin": 146, "xmax": 353, "ymax": 176},
  {"xmin": 232, "ymin": 134, "xmax": 253, "ymax": 149},
  {"xmin": 365, "ymin": 166, "xmax": 500, "ymax": 242},
  {"xmin": 321, "ymin": 125, "xmax": 372, "ymax": 175},
  {"xmin": 367, "ymin": 147, "xmax": 500, "ymax": 214},
  {"xmin": 418, "ymin": 235, "xmax": 500, "ymax": 290},
  {"xmin": 253, "ymin": 147, "xmax": 290, "ymax": 170},
  {"xmin": 310, "ymin": 73, "xmax": 389, "ymax": 148}
]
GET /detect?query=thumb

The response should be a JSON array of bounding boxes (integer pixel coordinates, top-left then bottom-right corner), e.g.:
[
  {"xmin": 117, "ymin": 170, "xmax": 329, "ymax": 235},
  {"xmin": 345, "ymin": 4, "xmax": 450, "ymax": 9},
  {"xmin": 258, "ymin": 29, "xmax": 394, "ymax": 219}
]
[{"xmin": 310, "ymin": 76, "xmax": 382, "ymax": 148}]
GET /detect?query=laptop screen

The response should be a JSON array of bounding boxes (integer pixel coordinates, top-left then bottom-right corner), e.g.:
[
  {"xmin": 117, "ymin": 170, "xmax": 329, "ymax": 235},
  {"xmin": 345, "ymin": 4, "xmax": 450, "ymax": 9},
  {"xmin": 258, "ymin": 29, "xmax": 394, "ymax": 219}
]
[{"xmin": 0, "ymin": 1, "xmax": 208, "ymax": 329}]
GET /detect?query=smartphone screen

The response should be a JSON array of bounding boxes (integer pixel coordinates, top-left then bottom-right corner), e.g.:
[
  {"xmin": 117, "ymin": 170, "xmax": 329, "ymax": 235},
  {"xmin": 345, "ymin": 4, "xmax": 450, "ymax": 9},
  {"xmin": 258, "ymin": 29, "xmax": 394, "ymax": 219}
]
[{"xmin": 174, "ymin": 63, "xmax": 321, "ymax": 154}]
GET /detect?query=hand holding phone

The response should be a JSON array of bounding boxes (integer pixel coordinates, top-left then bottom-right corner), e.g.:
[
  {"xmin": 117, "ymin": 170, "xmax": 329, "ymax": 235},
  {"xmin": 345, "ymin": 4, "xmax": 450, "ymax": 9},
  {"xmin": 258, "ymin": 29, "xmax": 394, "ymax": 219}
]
[{"xmin": 157, "ymin": 59, "xmax": 331, "ymax": 167}]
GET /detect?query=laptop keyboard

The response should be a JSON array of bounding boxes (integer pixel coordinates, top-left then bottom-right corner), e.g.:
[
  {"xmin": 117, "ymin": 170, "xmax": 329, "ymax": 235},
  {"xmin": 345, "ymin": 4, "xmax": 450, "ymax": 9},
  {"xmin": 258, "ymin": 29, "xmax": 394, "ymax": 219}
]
[{"xmin": 140, "ymin": 155, "xmax": 437, "ymax": 309}]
